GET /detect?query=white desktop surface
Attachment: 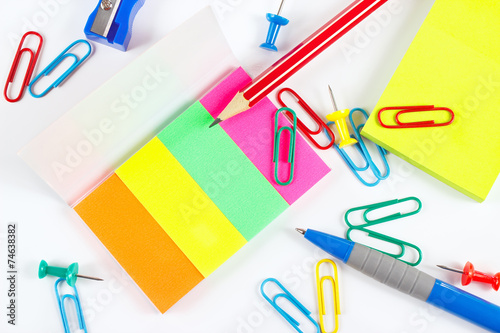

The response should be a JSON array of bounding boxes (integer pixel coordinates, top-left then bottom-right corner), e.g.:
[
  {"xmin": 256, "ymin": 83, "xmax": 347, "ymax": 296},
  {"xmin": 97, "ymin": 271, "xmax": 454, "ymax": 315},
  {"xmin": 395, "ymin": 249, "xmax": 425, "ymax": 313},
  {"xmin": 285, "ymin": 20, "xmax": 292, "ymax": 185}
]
[{"xmin": 1, "ymin": 1, "xmax": 499, "ymax": 332}]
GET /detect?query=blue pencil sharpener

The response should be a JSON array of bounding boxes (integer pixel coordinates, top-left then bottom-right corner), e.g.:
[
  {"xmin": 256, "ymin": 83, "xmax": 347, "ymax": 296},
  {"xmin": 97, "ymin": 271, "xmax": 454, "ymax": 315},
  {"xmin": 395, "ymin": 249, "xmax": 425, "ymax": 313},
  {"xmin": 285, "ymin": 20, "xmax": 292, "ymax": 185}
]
[{"xmin": 84, "ymin": 0, "xmax": 145, "ymax": 52}]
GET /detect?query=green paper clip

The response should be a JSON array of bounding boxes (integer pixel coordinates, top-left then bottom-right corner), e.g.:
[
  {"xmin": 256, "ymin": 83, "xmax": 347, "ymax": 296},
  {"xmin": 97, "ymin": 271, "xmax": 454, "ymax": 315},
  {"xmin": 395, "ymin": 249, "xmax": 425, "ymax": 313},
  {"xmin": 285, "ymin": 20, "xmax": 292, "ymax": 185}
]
[
  {"xmin": 346, "ymin": 197, "xmax": 422, "ymax": 227},
  {"xmin": 344, "ymin": 197, "xmax": 423, "ymax": 266},
  {"xmin": 273, "ymin": 107, "xmax": 297, "ymax": 186},
  {"xmin": 345, "ymin": 228, "xmax": 423, "ymax": 266}
]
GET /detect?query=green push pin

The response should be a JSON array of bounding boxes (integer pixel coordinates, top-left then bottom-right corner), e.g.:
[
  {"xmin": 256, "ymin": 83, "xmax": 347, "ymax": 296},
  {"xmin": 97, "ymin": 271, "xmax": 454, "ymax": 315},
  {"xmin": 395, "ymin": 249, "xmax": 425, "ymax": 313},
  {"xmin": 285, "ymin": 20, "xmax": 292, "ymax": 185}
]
[{"xmin": 38, "ymin": 260, "xmax": 103, "ymax": 286}]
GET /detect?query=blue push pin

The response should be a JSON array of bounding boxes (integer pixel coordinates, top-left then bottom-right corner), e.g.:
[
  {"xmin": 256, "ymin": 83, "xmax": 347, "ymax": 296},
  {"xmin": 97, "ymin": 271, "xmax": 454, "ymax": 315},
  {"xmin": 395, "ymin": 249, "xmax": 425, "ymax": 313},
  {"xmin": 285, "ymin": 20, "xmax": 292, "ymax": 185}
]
[{"xmin": 260, "ymin": 0, "xmax": 289, "ymax": 52}]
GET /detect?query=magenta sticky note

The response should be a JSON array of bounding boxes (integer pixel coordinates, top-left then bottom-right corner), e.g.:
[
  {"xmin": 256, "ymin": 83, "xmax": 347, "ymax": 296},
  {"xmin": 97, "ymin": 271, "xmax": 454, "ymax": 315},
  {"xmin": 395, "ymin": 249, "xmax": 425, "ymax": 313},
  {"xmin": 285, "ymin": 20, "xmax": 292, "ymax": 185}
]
[
  {"xmin": 200, "ymin": 67, "xmax": 330, "ymax": 205},
  {"xmin": 200, "ymin": 67, "xmax": 252, "ymax": 114}
]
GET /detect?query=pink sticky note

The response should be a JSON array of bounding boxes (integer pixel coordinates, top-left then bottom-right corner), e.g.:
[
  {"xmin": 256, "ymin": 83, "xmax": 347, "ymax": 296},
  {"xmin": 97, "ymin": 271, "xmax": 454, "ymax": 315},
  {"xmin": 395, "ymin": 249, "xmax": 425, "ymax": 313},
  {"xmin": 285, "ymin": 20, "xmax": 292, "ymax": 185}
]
[
  {"xmin": 200, "ymin": 67, "xmax": 252, "ymax": 114},
  {"xmin": 201, "ymin": 67, "xmax": 330, "ymax": 205}
]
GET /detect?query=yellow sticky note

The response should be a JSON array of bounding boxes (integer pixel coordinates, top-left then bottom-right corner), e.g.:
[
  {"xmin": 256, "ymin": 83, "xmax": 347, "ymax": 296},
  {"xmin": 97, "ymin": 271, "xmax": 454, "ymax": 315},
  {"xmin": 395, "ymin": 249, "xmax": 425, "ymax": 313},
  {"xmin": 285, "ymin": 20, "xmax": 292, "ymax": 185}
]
[
  {"xmin": 362, "ymin": 0, "xmax": 500, "ymax": 202},
  {"xmin": 116, "ymin": 138, "xmax": 247, "ymax": 276}
]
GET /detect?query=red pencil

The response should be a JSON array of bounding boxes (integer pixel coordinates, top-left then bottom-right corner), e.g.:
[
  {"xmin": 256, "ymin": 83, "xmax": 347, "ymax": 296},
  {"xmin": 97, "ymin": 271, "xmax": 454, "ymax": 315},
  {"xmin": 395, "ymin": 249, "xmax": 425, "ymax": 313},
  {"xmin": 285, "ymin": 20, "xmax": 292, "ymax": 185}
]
[{"xmin": 210, "ymin": 0, "xmax": 388, "ymax": 127}]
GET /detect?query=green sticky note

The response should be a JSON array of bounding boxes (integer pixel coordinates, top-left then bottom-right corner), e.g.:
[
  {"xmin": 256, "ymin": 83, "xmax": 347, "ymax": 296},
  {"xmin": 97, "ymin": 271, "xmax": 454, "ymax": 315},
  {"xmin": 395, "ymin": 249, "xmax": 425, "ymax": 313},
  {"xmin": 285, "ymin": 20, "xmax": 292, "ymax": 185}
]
[
  {"xmin": 157, "ymin": 101, "xmax": 289, "ymax": 240},
  {"xmin": 362, "ymin": 0, "xmax": 500, "ymax": 202}
]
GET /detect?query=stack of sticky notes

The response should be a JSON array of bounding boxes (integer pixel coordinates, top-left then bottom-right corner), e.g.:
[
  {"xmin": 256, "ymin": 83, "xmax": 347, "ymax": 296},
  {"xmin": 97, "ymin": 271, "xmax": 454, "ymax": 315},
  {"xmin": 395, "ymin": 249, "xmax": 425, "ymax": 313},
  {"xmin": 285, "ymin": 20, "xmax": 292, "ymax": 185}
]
[
  {"xmin": 74, "ymin": 67, "xmax": 330, "ymax": 312},
  {"xmin": 362, "ymin": 0, "xmax": 500, "ymax": 202}
]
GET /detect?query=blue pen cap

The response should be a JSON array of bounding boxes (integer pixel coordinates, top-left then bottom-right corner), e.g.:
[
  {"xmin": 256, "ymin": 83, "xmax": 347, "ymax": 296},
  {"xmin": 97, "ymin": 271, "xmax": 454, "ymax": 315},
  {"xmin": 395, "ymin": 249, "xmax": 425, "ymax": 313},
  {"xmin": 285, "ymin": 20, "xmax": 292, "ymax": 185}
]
[{"xmin": 304, "ymin": 229, "xmax": 355, "ymax": 263}]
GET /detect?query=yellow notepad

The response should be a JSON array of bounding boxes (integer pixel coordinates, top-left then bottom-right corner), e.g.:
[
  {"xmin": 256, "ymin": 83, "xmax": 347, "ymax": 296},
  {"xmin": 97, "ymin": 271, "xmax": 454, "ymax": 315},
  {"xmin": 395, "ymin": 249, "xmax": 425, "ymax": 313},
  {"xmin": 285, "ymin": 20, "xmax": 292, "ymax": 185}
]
[{"xmin": 362, "ymin": 0, "xmax": 500, "ymax": 202}]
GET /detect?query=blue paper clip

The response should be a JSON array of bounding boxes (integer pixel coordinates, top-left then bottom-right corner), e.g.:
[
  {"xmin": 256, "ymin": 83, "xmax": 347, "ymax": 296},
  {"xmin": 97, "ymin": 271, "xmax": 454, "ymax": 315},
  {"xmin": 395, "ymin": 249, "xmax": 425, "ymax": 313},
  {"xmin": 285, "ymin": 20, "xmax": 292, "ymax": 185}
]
[
  {"xmin": 324, "ymin": 122, "xmax": 381, "ymax": 187},
  {"xmin": 29, "ymin": 40, "xmax": 92, "ymax": 98},
  {"xmin": 261, "ymin": 278, "xmax": 320, "ymax": 333},
  {"xmin": 349, "ymin": 108, "xmax": 390, "ymax": 180},
  {"xmin": 274, "ymin": 107, "xmax": 297, "ymax": 186},
  {"xmin": 55, "ymin": 278, "xmax": 87, "ymax": 333}
]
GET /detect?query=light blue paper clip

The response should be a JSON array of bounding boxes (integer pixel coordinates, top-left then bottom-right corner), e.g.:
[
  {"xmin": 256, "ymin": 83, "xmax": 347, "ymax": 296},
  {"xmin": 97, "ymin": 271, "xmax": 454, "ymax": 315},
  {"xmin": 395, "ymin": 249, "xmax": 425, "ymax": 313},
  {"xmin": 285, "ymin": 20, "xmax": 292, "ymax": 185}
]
[
  {"xmin": 55, "ymin": 278, "xmax": 88, "ymax": 333},
  {"xmin": 324, "ymin": 121, "xmax": 381, "ymax": 187},
  {"xmin": 29, "ymin": 40, "xmax": 92, "ymax": 98},
  {"xmin": 349, "ymin": 108, "xmax": 390, "ymax": 180},
  {"xmin": 261, "ymin": 278, "xmax": 320, "ymax": 333}
]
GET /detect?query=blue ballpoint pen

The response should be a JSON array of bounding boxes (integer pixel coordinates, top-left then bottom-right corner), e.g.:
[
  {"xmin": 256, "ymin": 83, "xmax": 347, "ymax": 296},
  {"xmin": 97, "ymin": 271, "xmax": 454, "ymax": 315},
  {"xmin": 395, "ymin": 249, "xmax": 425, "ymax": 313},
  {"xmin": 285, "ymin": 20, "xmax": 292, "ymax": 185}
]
[{"xmin": 296, "ymin": 228, "xmax": 500, "ymax": 332}]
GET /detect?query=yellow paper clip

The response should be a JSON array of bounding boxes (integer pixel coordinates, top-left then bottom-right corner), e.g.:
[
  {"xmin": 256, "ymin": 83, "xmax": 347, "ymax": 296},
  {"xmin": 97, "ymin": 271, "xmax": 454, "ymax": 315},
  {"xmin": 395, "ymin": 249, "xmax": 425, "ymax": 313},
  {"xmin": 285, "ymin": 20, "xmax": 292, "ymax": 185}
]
[{"xmin": 316, "ymin": 259, "xmax": 340, "ymax": 333}]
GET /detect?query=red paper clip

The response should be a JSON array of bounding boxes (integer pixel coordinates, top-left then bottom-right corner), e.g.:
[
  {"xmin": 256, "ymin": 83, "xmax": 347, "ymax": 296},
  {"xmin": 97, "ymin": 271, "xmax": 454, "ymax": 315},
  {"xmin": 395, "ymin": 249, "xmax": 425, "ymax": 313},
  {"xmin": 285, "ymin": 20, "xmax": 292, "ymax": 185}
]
[
  {"xmin": 377, "ymin": 105, "xmax": 454, "ymax": 129},
  {"xmin": 4, "ymin": 31, "xmax": 43, "ymax": 103},
  {"xmin": 277, "ymin": 88, "xmax": 335, "ymax": 149}
]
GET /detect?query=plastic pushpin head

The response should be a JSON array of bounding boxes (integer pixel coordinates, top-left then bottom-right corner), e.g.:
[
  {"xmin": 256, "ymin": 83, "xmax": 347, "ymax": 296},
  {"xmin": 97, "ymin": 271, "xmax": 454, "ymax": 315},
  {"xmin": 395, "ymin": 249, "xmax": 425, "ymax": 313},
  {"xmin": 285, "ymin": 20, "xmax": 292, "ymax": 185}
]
[
  {"xmin": 462, "ymin": 261, "xmax": 475, "ymax": 286},
  {"xmin": 325, "ymin": 86, "xmax": 357, "ymax": 148},
  {"xmin": 438, "ymin": 262, "xmax": 500, "ymax": 291},
  {"xmin": 462, "ymin": 262, "xmax": 500, "ymax": 291},
  {"xmin": 66, "ymin": 263, "xmax": 79, "ymax": 287},
  {"xmin": 38, "ymin": 260, "xmax": 79, "ymax": 287},
  {"xmin": 38, "ymin": 259, "xmax": 48, "ymax": 278},
  {"xmin": 260, "ymin": 12, "xmax": 289, "ymax": 52},
  {"xmin": 326, "ymin": 109, "xmax": 358, "ymax": 148}
]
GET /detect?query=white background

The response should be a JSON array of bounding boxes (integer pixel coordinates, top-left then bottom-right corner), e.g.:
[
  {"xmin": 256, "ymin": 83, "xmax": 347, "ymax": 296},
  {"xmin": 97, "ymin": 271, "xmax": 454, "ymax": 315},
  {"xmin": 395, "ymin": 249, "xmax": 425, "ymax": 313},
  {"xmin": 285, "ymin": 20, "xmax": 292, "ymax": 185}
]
[{"xmin": 1, "ymin": 1, "xmax": 499, "ymax": 333}]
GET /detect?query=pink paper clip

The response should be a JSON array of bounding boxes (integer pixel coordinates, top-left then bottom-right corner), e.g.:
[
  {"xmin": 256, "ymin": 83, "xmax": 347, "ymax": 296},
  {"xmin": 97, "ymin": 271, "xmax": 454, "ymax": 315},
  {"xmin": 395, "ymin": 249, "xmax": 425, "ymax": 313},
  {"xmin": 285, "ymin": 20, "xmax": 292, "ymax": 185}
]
[
  {"xmin": 277, "ymin": 88, "xmax": 335, "ymax": 149},
  {"xmin": 377, "ymin": 105, "xmax": 454, "ymax": 129},
  {"xmin": 4, "ymin": 31, "xmax": 43, "ymax": 103}
]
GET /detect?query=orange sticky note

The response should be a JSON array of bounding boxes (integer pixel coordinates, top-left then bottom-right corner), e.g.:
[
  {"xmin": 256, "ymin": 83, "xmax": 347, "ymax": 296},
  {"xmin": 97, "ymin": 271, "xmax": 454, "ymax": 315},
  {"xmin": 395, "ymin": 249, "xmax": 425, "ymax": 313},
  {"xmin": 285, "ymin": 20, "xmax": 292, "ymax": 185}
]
[
  {"xmin": 74, "ymin": 174, "xmax": 204, "ymax": 313},
  {"xmin": 115, "ymin": 138, "xmax": 247, "ymax": 277}
]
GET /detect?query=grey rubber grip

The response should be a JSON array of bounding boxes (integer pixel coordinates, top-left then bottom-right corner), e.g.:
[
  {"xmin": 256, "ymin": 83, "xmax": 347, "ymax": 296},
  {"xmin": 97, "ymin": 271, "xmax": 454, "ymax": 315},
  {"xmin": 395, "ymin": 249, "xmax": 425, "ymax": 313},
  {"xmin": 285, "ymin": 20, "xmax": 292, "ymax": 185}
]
[{"xmin": 346, "ymin": 243, "xmax": 436, "ymax": 301}]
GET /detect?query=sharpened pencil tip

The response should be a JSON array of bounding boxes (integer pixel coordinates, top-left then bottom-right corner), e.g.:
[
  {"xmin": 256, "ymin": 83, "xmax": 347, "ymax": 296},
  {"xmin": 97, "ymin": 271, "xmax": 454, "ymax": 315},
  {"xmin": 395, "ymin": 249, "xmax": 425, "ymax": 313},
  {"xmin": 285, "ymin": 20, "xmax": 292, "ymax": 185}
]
[
  {"xmin": 295, "ymin": 228, "xmax": 305, "ymax": 235},
  {"xmin": 209, "ymin": 118, "xmax": 221, "ymax": 128}
]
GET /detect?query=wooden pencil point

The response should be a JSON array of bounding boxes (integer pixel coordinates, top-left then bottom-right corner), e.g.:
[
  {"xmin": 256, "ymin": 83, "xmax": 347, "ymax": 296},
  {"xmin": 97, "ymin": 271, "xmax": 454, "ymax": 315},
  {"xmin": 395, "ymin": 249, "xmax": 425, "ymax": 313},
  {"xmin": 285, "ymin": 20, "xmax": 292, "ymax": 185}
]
[
  {"xmin": 209, "ymin": 118, "xmax": 222, "ymax": 128},
  {"xmin": 215, "ymin": 91, "xmax": 250, "ymax": 124}
]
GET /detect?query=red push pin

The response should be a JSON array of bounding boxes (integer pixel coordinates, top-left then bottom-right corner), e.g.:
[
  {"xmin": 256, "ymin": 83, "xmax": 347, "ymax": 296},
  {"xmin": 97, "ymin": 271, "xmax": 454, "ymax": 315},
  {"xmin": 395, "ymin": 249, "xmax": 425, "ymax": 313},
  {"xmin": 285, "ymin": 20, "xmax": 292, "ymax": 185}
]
[{"xmin": 437, "ymin": 262, "xmax": 500, "ymax": 291}]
